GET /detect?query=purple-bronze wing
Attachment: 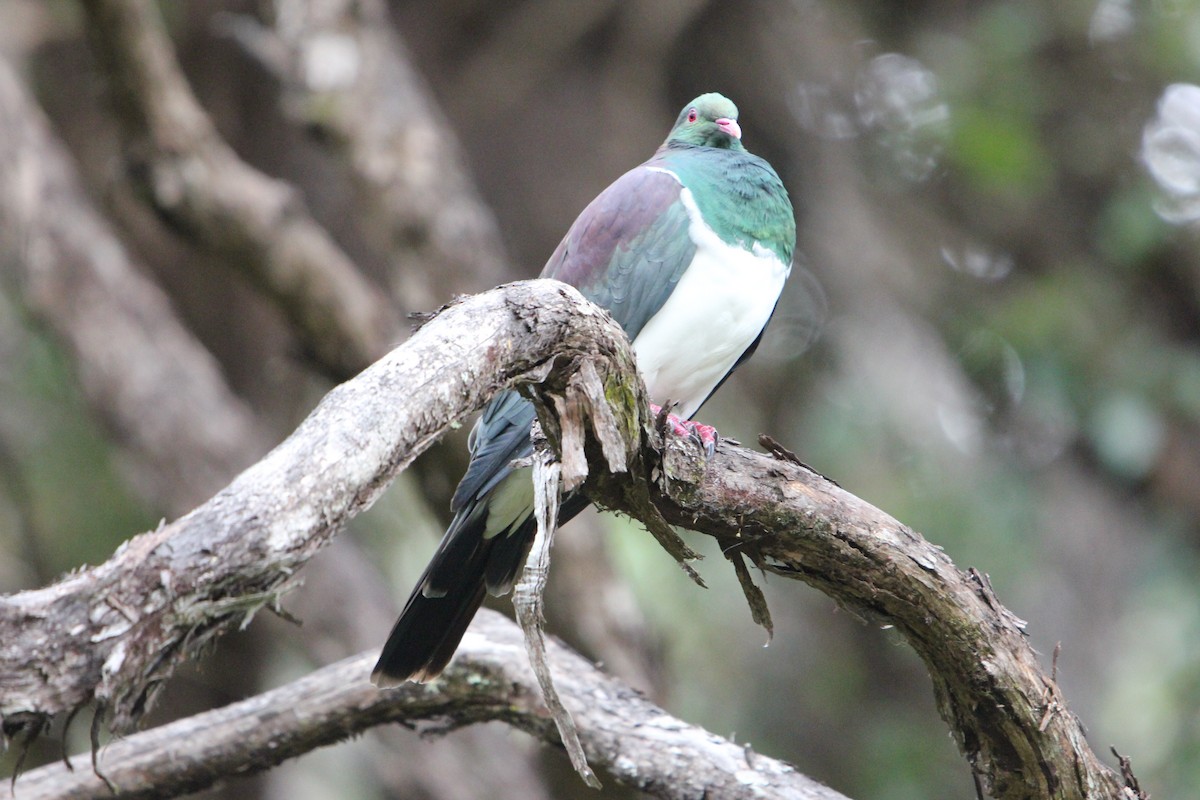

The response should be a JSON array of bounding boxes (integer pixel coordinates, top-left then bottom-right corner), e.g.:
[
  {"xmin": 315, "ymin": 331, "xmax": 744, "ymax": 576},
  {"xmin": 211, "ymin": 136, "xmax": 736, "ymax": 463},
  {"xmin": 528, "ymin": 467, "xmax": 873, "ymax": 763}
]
[{"xmin": 542, "ymin": 165, "xmax": 696, "ymax": 340}]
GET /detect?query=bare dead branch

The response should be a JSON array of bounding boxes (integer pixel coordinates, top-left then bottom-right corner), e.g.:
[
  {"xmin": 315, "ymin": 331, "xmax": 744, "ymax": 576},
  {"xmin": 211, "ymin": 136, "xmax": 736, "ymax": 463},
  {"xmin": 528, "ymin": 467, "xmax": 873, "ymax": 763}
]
[
  {"xmin": 79, "ymin": 0, "xmax": 401, "ymax": 379},
  {"xmin": 581, "ymin": 439, "xmax": 1136, "ymax": 800},
  {"xmin": 12, "ymin": 613, "xmax": 850, "ymax": 800},
  {"xmin": 0, "ymin": 280, "xmax": 628, "ymax": 735},
  {"xmin": 0, "ymin": 280, "xmax": 1137, "ymax": 799}
]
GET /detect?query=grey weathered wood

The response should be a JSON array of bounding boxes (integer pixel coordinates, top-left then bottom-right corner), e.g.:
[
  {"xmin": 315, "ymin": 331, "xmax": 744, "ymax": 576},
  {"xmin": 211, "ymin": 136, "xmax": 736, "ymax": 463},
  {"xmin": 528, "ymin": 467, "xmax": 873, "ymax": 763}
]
[
  {"xmin": 0, "ymin": 278, "xmax": 1138, "ymax": 799},
  {"xmin": 0, "ymin": 280, "xmax": 621, "ymax": 734},
  {"xmin": 12, "ymin": 614, "xmax": 851, "ymax": 800},
  {"xmin": 589, "ymin": 436, "xmax": 1136, "ymax": 799}
]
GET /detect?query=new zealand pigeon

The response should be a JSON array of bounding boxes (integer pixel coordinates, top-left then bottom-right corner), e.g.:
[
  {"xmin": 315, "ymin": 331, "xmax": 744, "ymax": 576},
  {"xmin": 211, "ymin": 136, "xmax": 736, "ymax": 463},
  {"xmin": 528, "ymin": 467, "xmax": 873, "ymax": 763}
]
[{"xmin": 372, "ymin": 93, "xmax": 796, "ymax": 685}]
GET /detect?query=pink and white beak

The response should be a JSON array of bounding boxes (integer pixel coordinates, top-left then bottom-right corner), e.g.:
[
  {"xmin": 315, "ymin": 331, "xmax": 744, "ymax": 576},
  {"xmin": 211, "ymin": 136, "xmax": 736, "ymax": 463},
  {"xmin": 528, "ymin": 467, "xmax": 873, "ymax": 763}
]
[{"xmin": 715, "ymin": 117, "xmax": 742, "ymax": 140}]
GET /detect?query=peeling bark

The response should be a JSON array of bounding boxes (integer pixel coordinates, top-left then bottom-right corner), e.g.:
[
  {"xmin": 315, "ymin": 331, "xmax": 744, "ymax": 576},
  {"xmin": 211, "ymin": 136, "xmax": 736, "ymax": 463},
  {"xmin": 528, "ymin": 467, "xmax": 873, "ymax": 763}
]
[
  {"xmin": 0, "ymin": 281, "xmax": 615, "ymax": 736},
  {"xmin": 0, "ymin": 281, "xmax": 1140, "ymax": 799}
]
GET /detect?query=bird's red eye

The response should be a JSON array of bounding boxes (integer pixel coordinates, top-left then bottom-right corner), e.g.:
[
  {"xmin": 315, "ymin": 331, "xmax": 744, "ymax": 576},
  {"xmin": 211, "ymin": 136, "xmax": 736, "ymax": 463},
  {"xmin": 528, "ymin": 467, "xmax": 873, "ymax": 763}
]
[{"xmin": 687, "ymin": 108, "xmax": 698, "ymax": 123}]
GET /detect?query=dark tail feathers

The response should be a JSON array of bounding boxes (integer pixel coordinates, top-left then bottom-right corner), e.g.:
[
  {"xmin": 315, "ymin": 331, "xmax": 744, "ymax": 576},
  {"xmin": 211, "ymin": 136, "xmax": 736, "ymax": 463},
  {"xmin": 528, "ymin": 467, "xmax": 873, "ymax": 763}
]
[
  {"xmin": 371, "ymin": 570, "xmax": 488, "ymax": 685},
  {"xmin": 371, "ymin": 511, "xmax": 536, "ymax": 685},
  {"xmin": 371, "ymin": 495, "xmax": 587, "ymax": 685}
]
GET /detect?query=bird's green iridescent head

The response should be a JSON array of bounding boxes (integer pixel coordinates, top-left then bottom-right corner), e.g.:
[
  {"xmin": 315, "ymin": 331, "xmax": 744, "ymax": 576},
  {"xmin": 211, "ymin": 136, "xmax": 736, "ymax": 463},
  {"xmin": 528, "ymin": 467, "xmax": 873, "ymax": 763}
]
[{"xmin": 665, "ymin": 93, "xmax": 745, "ymax": 150}]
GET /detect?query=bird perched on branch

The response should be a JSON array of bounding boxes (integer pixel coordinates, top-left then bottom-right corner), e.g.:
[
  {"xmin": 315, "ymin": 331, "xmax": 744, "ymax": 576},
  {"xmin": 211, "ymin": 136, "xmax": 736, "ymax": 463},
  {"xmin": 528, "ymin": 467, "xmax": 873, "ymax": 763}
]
[{"xmin": 373, "ymin": 92, "xmax": 796, "ymax": 685}]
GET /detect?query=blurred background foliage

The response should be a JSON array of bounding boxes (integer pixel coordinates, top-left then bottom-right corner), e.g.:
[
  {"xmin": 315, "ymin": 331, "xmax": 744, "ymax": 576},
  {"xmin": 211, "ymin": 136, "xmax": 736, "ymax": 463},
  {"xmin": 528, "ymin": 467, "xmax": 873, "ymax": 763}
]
[{"xmin": 2, "ymin": 0, "xmax": 1200, "ymax": 797}]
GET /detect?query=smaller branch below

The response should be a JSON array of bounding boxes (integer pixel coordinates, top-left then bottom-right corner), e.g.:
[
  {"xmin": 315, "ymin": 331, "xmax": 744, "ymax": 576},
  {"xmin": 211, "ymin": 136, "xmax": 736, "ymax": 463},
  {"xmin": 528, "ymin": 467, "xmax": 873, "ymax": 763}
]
[{"xmin": 14, "ymin": 612, "xmax": 849, "ymax": 800}]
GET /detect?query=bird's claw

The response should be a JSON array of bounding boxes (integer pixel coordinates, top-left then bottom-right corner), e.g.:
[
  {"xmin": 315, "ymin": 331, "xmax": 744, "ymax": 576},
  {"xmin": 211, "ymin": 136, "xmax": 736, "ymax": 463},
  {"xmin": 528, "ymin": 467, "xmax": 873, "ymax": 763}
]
[
  {"xmin": 683, "ymin": 420, "xmax": 718, "ymax": 458},
  {"xmin": 650, "ymin": 403, "xmax": 718, "ymax": 457}
]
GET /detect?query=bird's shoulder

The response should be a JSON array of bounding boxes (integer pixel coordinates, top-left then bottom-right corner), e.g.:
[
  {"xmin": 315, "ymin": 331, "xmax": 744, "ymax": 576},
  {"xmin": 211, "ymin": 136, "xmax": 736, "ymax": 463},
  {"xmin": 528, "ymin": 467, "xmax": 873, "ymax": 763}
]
[{"xmin": 540, "ymin": 164, "xmax": 689, "ymax": 288}]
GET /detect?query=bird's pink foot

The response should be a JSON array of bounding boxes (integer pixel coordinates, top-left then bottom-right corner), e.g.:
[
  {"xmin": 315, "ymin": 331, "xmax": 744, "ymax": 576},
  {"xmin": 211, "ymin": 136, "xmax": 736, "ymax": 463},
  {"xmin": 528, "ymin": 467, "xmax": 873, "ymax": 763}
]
[{"xmin": 650, "ymin": 403, "xmax": 719, "ymax": 457}]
